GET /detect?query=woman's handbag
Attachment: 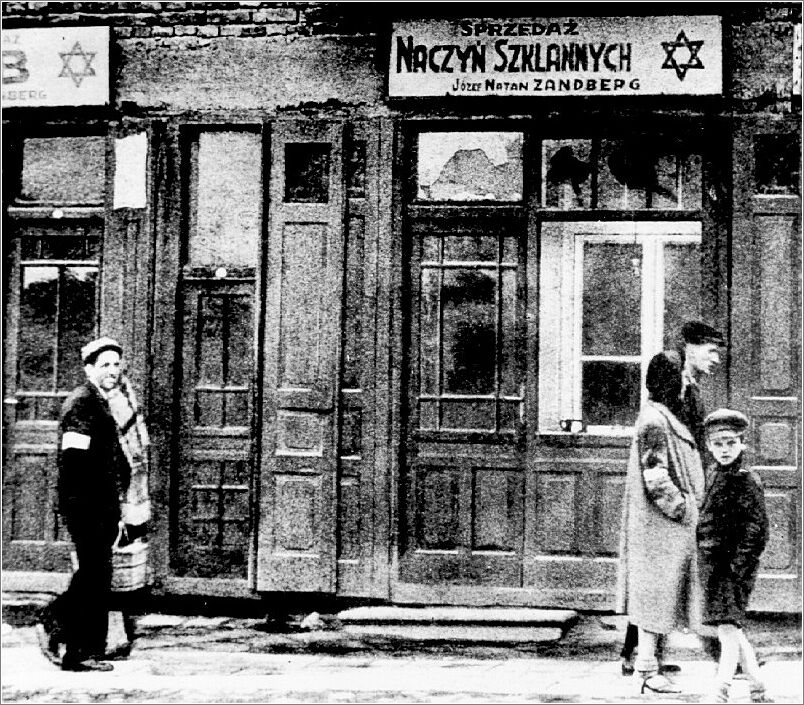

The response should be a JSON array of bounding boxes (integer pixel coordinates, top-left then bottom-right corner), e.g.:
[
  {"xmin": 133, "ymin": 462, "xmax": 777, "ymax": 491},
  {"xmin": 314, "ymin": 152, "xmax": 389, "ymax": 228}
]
[{"xmin": 111, "ymin": 525, "xmax": 148, "ymax": 592}]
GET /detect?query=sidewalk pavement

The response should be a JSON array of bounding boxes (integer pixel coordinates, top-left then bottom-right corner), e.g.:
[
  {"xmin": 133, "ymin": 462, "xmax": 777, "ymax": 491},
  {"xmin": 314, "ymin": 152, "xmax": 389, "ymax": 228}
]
[{"xmin": 2, "ymin": 594, "xmax": 802, "ymax": 703}]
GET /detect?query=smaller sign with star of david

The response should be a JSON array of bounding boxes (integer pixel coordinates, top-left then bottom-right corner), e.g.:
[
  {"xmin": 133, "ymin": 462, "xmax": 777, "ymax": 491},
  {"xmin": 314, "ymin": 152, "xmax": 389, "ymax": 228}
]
[{"xmin": 2, "ymin": 26, "xmax": 109, "ymax": 108}]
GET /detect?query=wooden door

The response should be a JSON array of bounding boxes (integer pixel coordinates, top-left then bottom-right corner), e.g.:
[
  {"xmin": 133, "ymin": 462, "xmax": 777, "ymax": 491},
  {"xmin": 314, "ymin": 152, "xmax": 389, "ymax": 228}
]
[
  {"xmin": 257, "ymin": 121, "xmax": 345, "ymax": 592},
  {"xmin": 2, "ymin": 129, "xmax": 107, "ymax": 573},
  {"xmin": 399, "ymin": 206, "xmax": 527, "ymax": 588},
  {"xmin": 732, "ymin": 115, "xmax": 801, "ymax": 612},
  {"xmin": 173, "ymin": 128, "xmax": 262, "ymax": 579}
]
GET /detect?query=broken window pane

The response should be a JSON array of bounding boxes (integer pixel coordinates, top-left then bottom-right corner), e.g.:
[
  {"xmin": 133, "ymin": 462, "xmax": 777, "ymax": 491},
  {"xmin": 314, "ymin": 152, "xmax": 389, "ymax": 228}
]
[
  {"xmin": 417, "ymin": 132, "xmax": 523, "ymax": 201},
  {"xmin": 543, "ymin": 139, "xmax": 592, "ymax": 209}
]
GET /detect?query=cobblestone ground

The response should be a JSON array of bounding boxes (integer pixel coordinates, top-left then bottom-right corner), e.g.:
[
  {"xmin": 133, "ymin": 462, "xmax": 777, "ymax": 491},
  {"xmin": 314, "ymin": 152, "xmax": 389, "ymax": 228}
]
[{"xmin": 2, "ymin": 607, "xmax": 802, "ymax": 704}]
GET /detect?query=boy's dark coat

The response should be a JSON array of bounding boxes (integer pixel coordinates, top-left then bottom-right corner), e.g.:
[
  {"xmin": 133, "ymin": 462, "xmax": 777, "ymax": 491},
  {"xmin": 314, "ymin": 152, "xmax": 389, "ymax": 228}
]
[{"xmin": 697, "ymin": 459, "xmax": 769, "ymax": 625}]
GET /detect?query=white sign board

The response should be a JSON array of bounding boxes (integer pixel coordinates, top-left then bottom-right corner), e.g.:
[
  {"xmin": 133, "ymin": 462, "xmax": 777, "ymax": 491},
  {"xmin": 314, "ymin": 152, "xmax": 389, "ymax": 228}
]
[
  {"xmin": 390, "ymin": 16, "xmax": 722, "ymax": 97},
  {"xmin": 2, "ymin": 26, "xmax": 110, "ymax": 107}
]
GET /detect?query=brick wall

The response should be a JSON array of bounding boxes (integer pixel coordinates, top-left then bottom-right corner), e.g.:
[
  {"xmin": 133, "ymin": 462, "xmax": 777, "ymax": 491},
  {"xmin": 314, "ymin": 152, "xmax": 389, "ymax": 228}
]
[{"xmin": 2, "ymin": 2, "xmax": 801, "ymax": 112}]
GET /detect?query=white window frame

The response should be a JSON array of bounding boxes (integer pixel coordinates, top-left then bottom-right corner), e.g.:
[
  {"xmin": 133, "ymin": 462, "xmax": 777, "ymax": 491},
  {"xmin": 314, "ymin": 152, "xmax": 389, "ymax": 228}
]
[{"xmin": 538, "ymin": 220, "xmax": 702, "ymax": 435}]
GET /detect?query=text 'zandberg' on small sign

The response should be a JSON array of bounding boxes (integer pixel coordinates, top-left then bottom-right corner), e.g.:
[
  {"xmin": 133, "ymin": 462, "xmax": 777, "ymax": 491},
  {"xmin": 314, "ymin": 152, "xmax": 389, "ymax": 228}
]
[{"xmin": 389, "ymin": 16, "xmax": 722, "ymax": 97}]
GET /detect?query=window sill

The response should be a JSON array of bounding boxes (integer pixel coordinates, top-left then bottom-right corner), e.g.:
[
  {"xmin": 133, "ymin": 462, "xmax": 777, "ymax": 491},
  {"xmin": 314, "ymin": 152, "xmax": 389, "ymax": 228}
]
[{"xmin": 533, "ymin": 432, "xmax": 632, "ymax": 448}]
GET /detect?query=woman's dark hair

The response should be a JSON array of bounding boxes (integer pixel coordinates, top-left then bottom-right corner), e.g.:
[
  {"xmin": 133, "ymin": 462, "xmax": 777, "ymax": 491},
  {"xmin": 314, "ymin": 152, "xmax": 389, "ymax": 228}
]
[{"xmin": 646, "ymin": 350, "xmax": 683, "ymax": 415}]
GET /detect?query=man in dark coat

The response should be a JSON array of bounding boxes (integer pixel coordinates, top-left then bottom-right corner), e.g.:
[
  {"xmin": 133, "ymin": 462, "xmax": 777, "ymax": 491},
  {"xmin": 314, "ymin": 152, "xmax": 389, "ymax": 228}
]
[
  {"xmin": 37, "ymin": 336, "xmax": 130, "ymax": 672},
  {"xmin": 678, "ymin": 320, "xmax": 725, "ymax": 455}
]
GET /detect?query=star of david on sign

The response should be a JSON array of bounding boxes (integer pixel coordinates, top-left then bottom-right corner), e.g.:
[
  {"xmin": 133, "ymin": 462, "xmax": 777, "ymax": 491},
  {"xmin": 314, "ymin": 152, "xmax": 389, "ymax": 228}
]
[
  {"xmin": 58, "ymin": 42, "xmax": 97, "ymax": 87},
  {"xmin": 660, "ymin": 30, "xmax": 704, "ymax": 81}
]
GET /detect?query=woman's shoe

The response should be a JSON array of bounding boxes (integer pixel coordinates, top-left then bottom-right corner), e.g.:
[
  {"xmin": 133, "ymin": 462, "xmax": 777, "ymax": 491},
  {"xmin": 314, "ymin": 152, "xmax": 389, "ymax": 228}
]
[
  {"xmin": 621, "ymin": 657, "xmax": 635, "ymax": 676},
  {"xmin": 709, "ymin": 682, "xmax": 729, "ymax": 703},
  {"xmin": 640, "ymin": 674, "xmax": 681, "ymax": 694},
  {"xmin": 658, "ymin": 663, "xmax": 681, "ymax": 674},
  {"xmin": 749, "ymin": 686, "xmax": 774, "ymax": 703}
]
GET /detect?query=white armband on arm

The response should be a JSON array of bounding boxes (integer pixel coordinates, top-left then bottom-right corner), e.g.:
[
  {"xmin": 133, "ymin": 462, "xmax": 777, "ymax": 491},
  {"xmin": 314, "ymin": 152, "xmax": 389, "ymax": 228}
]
[{"xmin": 62, "ymin": 432, "xmax": 91, "ymax": 450}]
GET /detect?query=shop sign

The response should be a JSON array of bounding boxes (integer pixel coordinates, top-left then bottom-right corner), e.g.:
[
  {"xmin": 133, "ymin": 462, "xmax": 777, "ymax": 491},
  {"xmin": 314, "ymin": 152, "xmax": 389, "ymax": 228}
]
[
  {"xmin": 389, "ymin": 16, "xmax": 722, "ymax": 97},
  {"xmin": 2, "ymin": 26, "xmax": 110, "ymax": 107}
]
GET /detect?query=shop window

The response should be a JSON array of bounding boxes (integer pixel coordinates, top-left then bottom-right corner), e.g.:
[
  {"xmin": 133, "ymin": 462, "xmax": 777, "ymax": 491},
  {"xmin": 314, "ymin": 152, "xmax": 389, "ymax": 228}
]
[
  {"xmin": 538, "ymin": 221, "xmax": 701, "ymax": 433},
  {"xmin": 754, "ymin": 134, "xmax": 801, "ymax": 195},
  {"xmin": 20, "ymin": 136, "xmax": 105, "ymax": 204},
  {"xmin": 189, "ymin": 131, "xmax": 262, "ymax": 269},
  {"xmin": 416, "ymin": 227, "xmax": 522, "ymax": 433},
  {"xmin": 542, "ymin": 137, "xmax": 702, "ymax": 210},
  {"xmin": 284, "ymin": 143, "xmax": 331, "ymax": 203},
  {"xmin": 417, "ymin": 131, "xmax": 523, "ymax": 202},
  {"xmin": 7, "ymin": 133, "xmax": 105, "ymax": 422}
]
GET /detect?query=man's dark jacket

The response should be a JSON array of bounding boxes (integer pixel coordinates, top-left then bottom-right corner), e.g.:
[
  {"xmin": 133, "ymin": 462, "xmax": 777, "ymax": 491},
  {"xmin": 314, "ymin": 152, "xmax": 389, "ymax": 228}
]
[{"xmin": 57, "ymin": 382, "xmax": 130, "ymax": 528}]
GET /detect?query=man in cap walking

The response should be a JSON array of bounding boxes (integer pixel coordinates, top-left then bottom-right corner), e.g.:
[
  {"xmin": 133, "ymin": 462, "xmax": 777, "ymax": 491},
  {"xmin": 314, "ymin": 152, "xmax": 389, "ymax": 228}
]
[
  {"xmin": 678, "ymin": 320, "xmax": 726, "ymax": 455},
  {"xmin": 37, "ymin": 336, "xmax": 131, "ymax": 671}
]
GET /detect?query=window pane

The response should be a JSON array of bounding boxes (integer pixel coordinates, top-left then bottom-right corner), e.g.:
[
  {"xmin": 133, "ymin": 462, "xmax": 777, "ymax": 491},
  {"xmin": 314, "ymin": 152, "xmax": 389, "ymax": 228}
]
[
  {"xmin": 443, "ymin": 234, "xmax": 497, "ymax": 261},
  {"xmin": 20, "ymin": 136, "xmax": 105, "ymax": 204},
  {"xmin": 543, "ymin": 139, "xmax": 592, "ymax": 209},
  {"xmin": 681, "ymin": 153, "xmax": 702, "ymax": 209},
  {"xmin": 582, "ymin": 243, "xmax": 641, "ymax": 356},
  {"xmin": 754, "ymin": 134, "xmax": 801, "ymax": 195},
  {"xmin": 663, "ymin": 243, "xmax": 701, "ymax": 349},
  {"xmin": 417, "ymin": 132, "xmax": 522, "ymax": 201},
  {"xmin": 441, "ymin": 270, "xmax": 496, "ymax": 394},
  {"xmin": 284, "ymin": 143, "xmax": 330, "ymax": 203},
  {"xmin": 419, "ymin": 268, "xmax": 440, "ymax": 395},
  {"xmin": 651, "ymin": 154, "xmax": 680, "ymax": 209},
  {"xmin": 582, "ymin": 361, "xmax": 640, "ymax": 426},
  {"xmin": 441, "ymin": 400, "xmax": 495, "ymax": 431},
  {"xmin": 191, "ymin": 131, "xmax": 261, "ymax": 268},
  {"xmin": 18, "ymin": 266, "xmax": 58, "ymax": 390},
  {"xmin": 57, "ymin": 267, "xmax": 98, "ymax": 390},
  {"xmin": 500, "ymin": 268, "xmax": 520, "ymax": 396}
]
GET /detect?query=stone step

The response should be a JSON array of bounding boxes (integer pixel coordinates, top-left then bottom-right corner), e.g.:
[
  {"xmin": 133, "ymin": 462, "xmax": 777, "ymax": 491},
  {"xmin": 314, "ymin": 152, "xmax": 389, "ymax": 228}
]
[{"xmin": 337, "ymin": 607, "xmax": 578, "ymax": 643}]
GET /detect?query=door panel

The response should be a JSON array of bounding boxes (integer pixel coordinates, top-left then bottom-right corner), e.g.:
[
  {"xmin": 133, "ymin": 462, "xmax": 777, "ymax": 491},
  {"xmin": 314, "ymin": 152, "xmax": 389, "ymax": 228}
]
[
  {"xmin": 176, "ymin": 282, "xmax": 255, "ymax": 578},
  {"xmin": 732, "ymin": 116, "xmax": 801, "ymax": 611},
  {"xmin": 257, "ymin": 121, "xmax": 344, "ymax": 592}
]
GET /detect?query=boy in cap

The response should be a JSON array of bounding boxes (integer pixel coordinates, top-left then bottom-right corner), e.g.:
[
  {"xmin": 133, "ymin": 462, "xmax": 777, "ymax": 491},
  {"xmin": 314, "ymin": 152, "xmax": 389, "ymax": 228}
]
[
  {"xmin": 697, "ymin": 409, "xmax": 771, "ymax": 703},
  {"xmin": 36, "ymin": 336, "xmax": 131, "ymax": 672}
]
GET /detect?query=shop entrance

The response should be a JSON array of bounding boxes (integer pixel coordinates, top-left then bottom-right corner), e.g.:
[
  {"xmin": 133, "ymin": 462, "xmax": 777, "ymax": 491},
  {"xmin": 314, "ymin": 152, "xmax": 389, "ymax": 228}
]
[{"xmin": 396, "ymin": 127, "xmax": 708, "ymax": 606}]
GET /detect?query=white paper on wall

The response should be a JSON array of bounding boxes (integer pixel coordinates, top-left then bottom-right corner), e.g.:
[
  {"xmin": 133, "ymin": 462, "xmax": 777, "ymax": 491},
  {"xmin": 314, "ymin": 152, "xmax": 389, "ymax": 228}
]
[{"xmin": 113, "ymin": 132, "xmax": 148, "ymax": 209}]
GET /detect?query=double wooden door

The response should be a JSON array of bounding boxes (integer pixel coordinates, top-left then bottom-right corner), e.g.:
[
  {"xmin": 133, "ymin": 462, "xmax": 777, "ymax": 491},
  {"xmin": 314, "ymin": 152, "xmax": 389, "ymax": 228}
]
[{"xmin": 172, "ymin": 119, "xmax": 388, "ymax": 597}]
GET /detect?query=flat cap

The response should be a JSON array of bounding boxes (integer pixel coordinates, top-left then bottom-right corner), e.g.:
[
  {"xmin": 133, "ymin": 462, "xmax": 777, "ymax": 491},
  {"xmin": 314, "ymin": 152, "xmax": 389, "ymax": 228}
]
[
  {"xmin": 81, "ymin": 336, "xmax": 122, "ymax": 364},
  {"xmin": 681, "ymin": 320, "xmax": 725, "ymax": 346},
  {"xmin": 704, "ymin": 408, "xmax": 749, "ymax": 435}
]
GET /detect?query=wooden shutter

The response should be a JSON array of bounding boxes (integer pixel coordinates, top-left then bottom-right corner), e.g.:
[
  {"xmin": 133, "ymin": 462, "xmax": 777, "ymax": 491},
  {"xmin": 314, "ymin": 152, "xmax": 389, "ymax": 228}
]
[
  {"xmin": 257, "ymin": 121, "xmax": 344, "ymax": 592},
  {"xmin": 731, "ymin": 115, "xmax": 801, "ymax": 612}
]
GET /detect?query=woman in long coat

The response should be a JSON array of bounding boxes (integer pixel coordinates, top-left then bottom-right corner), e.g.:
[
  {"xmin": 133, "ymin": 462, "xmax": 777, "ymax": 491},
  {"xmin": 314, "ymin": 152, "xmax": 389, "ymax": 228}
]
[{"xmin": 617, "ymin": 351, "xmax": 706, "ymax": 694}]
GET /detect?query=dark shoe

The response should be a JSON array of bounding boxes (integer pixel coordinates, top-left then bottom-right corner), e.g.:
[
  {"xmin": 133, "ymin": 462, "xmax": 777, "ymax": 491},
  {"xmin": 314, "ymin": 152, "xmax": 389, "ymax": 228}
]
[
  {"xmin": 659, "ymin": 663, "xmax": 681, "ymax": 674},
  {"xmin": 621, "ymin": 657, "xmax": 635, "ymax": 676},
  {"xmin": 61, "ymin": 658, "xmax": 114, "ymax": 672},
  {"xmin": 102, "ymin": 642, "xmax": 132, "ymax": 661},
  {"xmin": 640, "ymin": 674, "xmax": 681, "ymax": 694},
  {"xmin": 35, "ymin": 623, "xmax": 62, "ymax": 666}
]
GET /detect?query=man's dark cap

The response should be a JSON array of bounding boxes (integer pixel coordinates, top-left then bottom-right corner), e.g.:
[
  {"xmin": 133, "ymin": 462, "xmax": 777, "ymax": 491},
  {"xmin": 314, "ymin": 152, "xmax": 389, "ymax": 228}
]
[
  {"xmin": 681, "ymin": 320, "xmax": 725, "ymax": 346},
  {"xmin": 81, "ymin": 336, "xmax": 122, "ymax": 365},
  {"xmin": 704, "ymin": 408, "xmax": 749, "ymax": 435}
]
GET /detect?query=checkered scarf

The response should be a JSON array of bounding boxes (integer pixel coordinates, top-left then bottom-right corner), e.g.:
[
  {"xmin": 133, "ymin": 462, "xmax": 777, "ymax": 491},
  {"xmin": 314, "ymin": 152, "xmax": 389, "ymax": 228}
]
[{"xmin": 105, "ymin": 375, "xmax": 151, "ymax": 526}]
